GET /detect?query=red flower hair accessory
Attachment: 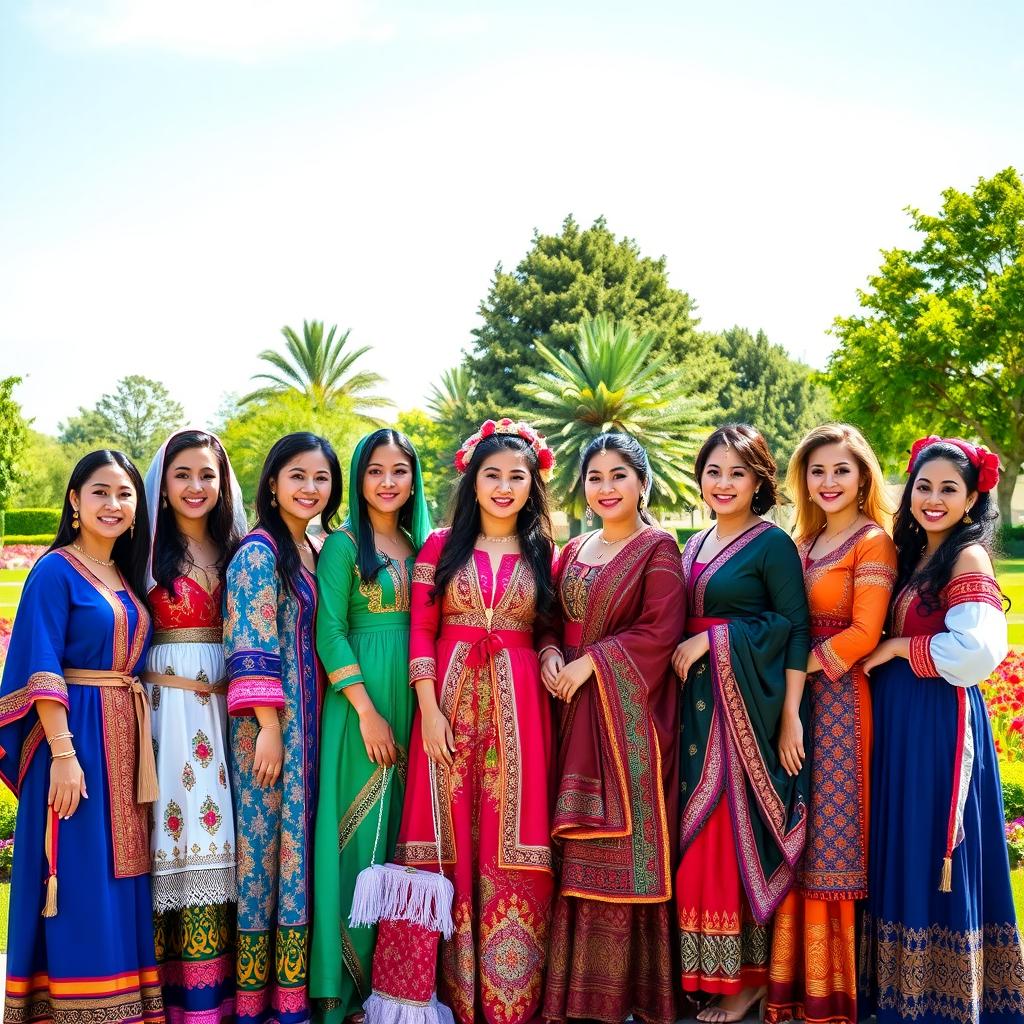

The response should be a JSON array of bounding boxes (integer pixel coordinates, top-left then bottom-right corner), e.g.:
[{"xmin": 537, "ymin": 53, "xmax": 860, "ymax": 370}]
[
  {"xmin": 454, "ymin": 418, "xmax": 555, "ymax": 481},
  {"xmin": 906, "ymin": 435, "xmax": 1001, "ymax": 493}
]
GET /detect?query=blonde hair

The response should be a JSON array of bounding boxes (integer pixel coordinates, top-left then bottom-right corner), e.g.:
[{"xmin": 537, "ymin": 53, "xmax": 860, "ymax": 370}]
[{"xmin": 786, "ymin": 424, "xmax": 893, "ymax": 542}]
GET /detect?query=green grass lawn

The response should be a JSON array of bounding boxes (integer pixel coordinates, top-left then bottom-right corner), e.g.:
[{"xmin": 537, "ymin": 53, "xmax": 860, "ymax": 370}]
[
  {"xmin": 0, "ymin": 880, "xmax": 8, "ymax": 953},
  {"xmin": 0, "ymin": 567, "xmax": 28, "ymax": 621},
  {"xmin": 999, "ymin": 559, "xmax": 1024, "ymax": 645}
]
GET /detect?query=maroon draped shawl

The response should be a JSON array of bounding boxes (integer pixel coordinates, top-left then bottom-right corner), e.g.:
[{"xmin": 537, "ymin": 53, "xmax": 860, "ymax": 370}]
[{"xmin": 546, "ymin": 528, "xmax": 685, "ymax": 902}]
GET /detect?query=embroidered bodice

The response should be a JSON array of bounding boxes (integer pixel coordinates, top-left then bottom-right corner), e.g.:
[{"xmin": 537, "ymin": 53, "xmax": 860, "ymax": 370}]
[{"xmin": 150, "ymin": 577, "xmax": 224, "ymax": 633}]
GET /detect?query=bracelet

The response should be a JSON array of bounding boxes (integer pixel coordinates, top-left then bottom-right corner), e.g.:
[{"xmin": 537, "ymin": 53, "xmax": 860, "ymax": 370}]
[
  {"xmin": 47, "ymin": 731, "xmax": 74, "ymax": 746},
  {"xmin": 52, "ymin": 749, "xmax": 77, "ymax": 760}
]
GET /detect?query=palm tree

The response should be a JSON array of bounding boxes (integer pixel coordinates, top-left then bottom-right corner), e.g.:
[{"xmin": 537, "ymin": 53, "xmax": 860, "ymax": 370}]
[
  {"xmin": 241, "ymin": 320, "xmax": 393, "ymax": 425},
  {"xmin": 518, "ymin": 314, "xmax": 708, "ymax": 521},
  {"xmin": 426, "ymin": 366, "xmax": 473, "ymax": 424}
]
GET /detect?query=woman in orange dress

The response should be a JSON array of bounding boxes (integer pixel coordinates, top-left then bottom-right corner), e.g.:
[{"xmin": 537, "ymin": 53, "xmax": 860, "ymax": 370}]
[{"xmin": 765, "ymin": 424, "xmax": 896, "ymax": 1024}]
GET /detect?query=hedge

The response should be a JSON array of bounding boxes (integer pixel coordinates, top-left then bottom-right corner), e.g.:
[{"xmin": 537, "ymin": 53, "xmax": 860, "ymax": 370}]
[
  {"xmin": 5, "ymin": 509, "xmax": 60, "ymax": 536},
  {"xmin": 1003, "ymin": 759, "xmax": 1024, "ymax": 822},
  {"xmin": 1001, "ymin": 525, "xmax": 1024, "ymax": 558},
  {"xmin": 3, "ymin": 534, "xmax": 55, "ymax": 546},
  {"xmin": 675, "ymin": 527, "xmax": 702, "ymax": 545},
  {"xmin": 0, "ymin": 509, "xmax": 4, "ymax": 547}
]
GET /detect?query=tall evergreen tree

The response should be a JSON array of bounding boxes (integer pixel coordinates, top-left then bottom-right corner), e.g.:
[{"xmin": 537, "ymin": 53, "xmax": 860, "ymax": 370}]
[{"xmin": 466, "ymin": 215, "xmax": 723, "ymax": 417}]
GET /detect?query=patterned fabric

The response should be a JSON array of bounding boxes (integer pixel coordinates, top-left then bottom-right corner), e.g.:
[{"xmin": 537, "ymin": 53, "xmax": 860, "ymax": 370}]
[
  {"xmin": 310, "ymin": 523, "xmax": 421, "ymax": 1022},
  {"xmin": 863, "ymin": 574, "xmax": 1024, "ymax": 1024},
  {"xmin": 0, "ymin": 551, "xmax": 164, "ymax": 1024},
  {"xmin": 226, "ymin": 530, "xmax": 323, "ymax": 1024},
  {"xmin": 395, "ymin": 529, "xmax": 553, "ymax": 1024},
  {"xmin": 148, "ymin": 576, "xmax": 236, "ymax": 1024},
  {"xmin": 371, "ymin": 918, "xmax": 442, "ymax": 1003}
]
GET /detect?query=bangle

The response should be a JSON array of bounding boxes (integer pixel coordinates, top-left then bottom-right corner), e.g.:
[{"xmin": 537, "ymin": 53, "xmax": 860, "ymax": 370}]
[
  {"xmin": 47, "ymin": 731, "xmax": 74, "ymax": 746},
  {"xmin": 259, "ymin": 721, "xmax": 281, "ymax": 732},
  {"xmin": 52, "ymin": 749, "xmax": 77, "ymax": 760}
]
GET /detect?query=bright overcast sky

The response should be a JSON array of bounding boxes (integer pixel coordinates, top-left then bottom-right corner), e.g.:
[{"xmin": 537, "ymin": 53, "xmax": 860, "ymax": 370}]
[{"xmin": 2, "ymin": 0, "xmax": 1022, "ymax": 434}]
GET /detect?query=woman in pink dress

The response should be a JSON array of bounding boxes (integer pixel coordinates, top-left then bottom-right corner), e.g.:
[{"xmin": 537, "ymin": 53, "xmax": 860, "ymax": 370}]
[{"xmin": 394, "ymin": 418, "xmax": 556, "ymax": 1024}]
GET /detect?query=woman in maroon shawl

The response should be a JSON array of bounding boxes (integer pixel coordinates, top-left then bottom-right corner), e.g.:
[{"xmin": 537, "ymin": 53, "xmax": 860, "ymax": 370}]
[{"xmin": 541, "ymin": 433, "xmax": 686, "ymax": 1024}]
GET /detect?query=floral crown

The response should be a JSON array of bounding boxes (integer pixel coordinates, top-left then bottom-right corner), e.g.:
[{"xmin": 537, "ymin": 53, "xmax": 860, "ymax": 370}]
[
  {"xmin": 906, "ymin": 435, "xmax": 1001, "ymax": 493},
  {"xmin": 454, "ymin": 418, "xmax": 555, "ymax": 481}
]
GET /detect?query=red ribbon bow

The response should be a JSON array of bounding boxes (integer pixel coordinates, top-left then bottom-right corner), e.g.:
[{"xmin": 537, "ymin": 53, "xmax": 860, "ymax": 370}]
[
  {"xmin": 906, "ymin": 435, "xmax": 1001, "ymax": 493},
  {"xmin": 465, "ymin": 632, "xmax": 504, "ymax": 669}
]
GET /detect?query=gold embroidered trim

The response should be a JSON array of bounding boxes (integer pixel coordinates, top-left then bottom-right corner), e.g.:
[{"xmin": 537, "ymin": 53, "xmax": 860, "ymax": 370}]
[
  {"xmin": 328, "ymin": 663, "xmax": 362, "ymax": 685},
  {"xmin": 153, "ymin": 626, "xmax": 223, "ymax": 644}
]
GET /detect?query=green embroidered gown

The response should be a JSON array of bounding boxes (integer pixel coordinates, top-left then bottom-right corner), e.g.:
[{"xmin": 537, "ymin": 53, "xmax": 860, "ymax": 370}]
[{"xmin": 310, "ymin": 437, "xmax": 431, "ymax": 1022}]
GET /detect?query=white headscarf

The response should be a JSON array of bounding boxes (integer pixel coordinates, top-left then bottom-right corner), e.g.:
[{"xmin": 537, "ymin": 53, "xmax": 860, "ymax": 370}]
[{"xmin": 143, "ymin": 427, "xmax": 248, "ymax": 594}]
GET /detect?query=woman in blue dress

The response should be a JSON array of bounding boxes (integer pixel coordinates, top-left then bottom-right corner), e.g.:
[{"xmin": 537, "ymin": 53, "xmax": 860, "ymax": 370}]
[
  {"xmin": 862, "ymin": 436, "xmax": 1024, "ymax": 1024},
  {"xmin": 0, "ymin": 449, "xmax": 163, "ymax": 1024},
  {"xmin": 224, "ymin": 432, "xmax": 342, "ymax": 1024}
]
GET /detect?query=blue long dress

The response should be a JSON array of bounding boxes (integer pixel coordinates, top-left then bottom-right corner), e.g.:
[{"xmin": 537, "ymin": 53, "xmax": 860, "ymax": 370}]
[
  {"xmin": 864, "ymin": 572, "xmax": 1024, "ymax": 1024},
  {"xmin": 0, "ymin": 550, "xmax": 163, "ymax": 1023}
]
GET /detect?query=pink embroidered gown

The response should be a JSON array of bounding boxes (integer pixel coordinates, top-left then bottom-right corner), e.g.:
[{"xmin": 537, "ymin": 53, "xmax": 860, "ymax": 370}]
[{"xmin": 394, "ymin": 528, "xmax": 553, "ymax": 1024}]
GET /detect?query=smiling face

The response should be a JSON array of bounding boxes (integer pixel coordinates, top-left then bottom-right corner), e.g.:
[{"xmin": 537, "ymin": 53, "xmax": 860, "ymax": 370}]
[
  {"xmin": 701, "ymin": 443, "xmax": 758, "ymax": 518},
  {"xmin": 164, "ymin": 445, "xmax": 221, "ymax": 523},
  {"xmin": 474, "ymin": 449, "xmax": 532, "ymax": 526},
  {"xmin": 271, "ymin": 449, "xmax": 333, "ymax": 526},
  {"xmin": 584, "ymin": 449, "xmax": 643, "ymax": 527},
  {"xmin": 71, "ymin": 464, "xmax": 138, "ymax": 542},
  {"xmin": 362, "ymin": 442, "xmax": 413, "ymax": 516},
  {"xmin": 911, "ymin": 457, "xmax": 976, "ymax": 539},
  {"xmin": 806, "ymin": 441, "xmax": 862, "ymax": 518}
]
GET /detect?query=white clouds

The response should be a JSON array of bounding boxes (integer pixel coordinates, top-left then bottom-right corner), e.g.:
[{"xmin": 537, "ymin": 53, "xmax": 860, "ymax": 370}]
[{"xmin": 24, "ymin": 0, "xmax": 392, "ymax": 61}]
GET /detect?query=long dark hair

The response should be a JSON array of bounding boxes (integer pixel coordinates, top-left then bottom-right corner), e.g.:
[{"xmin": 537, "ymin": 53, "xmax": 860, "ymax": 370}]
[
  {"xmin": 694, "ymin": 423, "xmax": 779, "ymax": 517},
  {"xmin": 894, "ymin": 439, "xmax": 999, "ymax": 613},
  {"xmin": 154, "ymin": 431, "xmax": 245, "ymax": 597},
  {"xmin": 254, "ymin": 433, "xmax": 343, "ymax": 593},
  {"xmin": 580, "ymin": 432, "xmax": 656, "ymax": 526},
  {"xmin": 432, "ymin": 433, "xmax": 555, "ymax": 614},
  {"xmin": 352, "ymin": 428, "xmax": 420, "ymax": 584},
  {"xmin": 44, "ymin": 449, "xmax": 150, "ymax": 601}
]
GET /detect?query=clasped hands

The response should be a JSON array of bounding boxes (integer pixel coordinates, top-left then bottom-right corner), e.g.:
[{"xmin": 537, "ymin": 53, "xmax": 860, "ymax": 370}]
[{"xmin": 540, "ymin": 649, "xmax": 594, "ymax": 702}]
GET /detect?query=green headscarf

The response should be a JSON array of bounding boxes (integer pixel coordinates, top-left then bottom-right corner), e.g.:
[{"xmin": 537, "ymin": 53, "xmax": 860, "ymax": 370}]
[{"xmin": 344, "ymin": 430, "xmax": 432, "ymax": 560}]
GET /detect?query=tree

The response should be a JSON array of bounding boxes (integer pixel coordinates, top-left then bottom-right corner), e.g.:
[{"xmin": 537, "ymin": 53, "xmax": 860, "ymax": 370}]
[
  {"xmin": 242, "ymin": 320, "xmax": 392, "ymax": 426},
  {"xmin": 10, "ymin": 430, "xmax": 78, "ymax": 507},
  {"xmin": 518, "ymin": 314, "xmax": 709, "ymax": 529},
  {"xmin": 58, "ymin": 375, "xmax": 185, "ymax": 462},
  {"xmin": 828, "ymin": 168, "xmax": 1024, "ymax": 522},
  {"xmin": 219, "ymin": 391, "xmax": 364, "ymax": 505},
  {"xmin": 395, "ymin": 409, "xmax": 455, "ymax": 523},
  {"xmin": 715, "ymin": 327, "xmax": 833, "ymax": 470},
  {"xmin": 0, "ymin": 377, "xmax": 28, "ymax": 510},
  {"xmin": 466, "ymin": 215, "xmax": 725, "ymax": 417},
  {"xmin": 426, "ymin": 366, "xmax": 476, "ymax": 442}
]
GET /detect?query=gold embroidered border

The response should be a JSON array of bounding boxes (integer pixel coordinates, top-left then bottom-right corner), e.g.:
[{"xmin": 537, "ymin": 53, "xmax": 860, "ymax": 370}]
[
  {"xmin": 412, "ymin": 562, "xmax": 435, "ymax": 585},
  {"xmin": 329, "ymin": 663, "xmax": 362, "ymax": 685},
  {"xmin": 408, "ymin": 656, "xmax": 436, "ymax": 684},
  {"xmin": 153, "ymin": 626, "xmax": 223, "ymax": 644}
]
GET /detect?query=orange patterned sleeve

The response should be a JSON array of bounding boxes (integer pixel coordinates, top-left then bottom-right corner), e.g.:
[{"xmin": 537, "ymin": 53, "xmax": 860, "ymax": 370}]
[
  {"xmin": 408, "ymin": 529, "xmax": 445, "ymax": 686},
  {"xmin": 815, "ymin": 530, "xmax": 898, "ymax": 683}
]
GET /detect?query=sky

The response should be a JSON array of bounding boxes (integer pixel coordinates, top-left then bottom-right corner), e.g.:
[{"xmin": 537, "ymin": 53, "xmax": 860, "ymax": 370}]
[{"xmin": 2, "ymin": 0, "xmax": 1023, "ymax": 435}]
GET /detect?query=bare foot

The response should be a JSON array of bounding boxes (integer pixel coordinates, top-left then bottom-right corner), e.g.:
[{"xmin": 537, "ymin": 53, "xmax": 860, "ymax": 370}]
[{"xmin": 696, "ymin": 986, "xmax": 766, "ymax": 1023}]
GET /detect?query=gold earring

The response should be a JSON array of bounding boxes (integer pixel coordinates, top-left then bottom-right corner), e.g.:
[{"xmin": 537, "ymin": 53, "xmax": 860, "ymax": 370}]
[
  {"xmin": 271, "ymin": 495, "xmax": 278, "ymax": 508},
  {"xmin": 963, "ymin": 510, "xmax": 973, "ymax": 525},
  {"xmin": 130, "ymin": 518, "xmax": 135, "ymax": 539},
  {"xmin": 71, "ymin": 508, "xmax": 80, "ymax": 530}
]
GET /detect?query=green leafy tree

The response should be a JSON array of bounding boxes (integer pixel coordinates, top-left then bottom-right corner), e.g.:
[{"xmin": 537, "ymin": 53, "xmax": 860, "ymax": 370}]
[
  {"xmin": 426, "ymin": 366, "xmax": 475, "ymax": 442},
  {"xmin": 10, "ymin": 430, "xmax": 79, "ymax": 507},
  {"xmin": 466, "ymin": 215, "xmax": 724, "ymax": 418},
  {"xmin": 242, "ymin": 320, "xmax": 392, "ymax": 426},
  {"xmin": 395, "ymin": 409, "xmax": 455, "ymax": 523},
  {"xmin": 715, "ymin": 327, "xmax": 833, "ymax": 470},
  {"xmin": 0, "ymin": 377, "xmax": 28, "ymax": 511},
  {"xmin": 518, "ymin": 314, "xmax": 709, "ymax": 530},
  {"xmin": 828, "ymin": 168, "xmax": 1024, "ymax": 522},
  {"xmin": 58, "ymin": 375, "xmax": 185, "ymax": 462},
  {"xmin": 219, "ymin": 391, "xmax": 363, "ymax": 506}
]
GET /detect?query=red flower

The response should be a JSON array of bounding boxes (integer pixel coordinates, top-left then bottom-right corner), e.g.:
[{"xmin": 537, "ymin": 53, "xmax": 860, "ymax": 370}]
[
  {"xmin": 203, "ymin": 810, "xmax": 218, "ymax": 827},
  {"xmin": 166, "ymin": 816, "xmax": 181, "ymax": 832},
  {"xmin": 537, "ymin": 448, "xmax": 554, "ymax": 470},
  {"xmin": 499, "ymin": 417, "xmax": 513, "ymax": 426},
  {"xmin": 195, "ymin": 743, "xmax": 210, "ymax": 760},
  {"xmin": 480, "ymin": 420, "xmax": 497, "ymax": 437}
]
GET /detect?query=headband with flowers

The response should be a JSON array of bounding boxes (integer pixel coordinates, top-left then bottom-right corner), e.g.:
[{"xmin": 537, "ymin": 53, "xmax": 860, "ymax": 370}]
[
  {"xmin": 454, "ymin": 418, "xmax": 556, "ymax": 481},
  {"xmin": 906, "ymin": 435, "xmax": 1001, "ymax": 493}
]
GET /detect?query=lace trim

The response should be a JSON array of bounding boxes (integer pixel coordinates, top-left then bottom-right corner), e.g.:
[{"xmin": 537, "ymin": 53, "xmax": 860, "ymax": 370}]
[{"xmin": 151, "ymin": 865, "xmax": 237, "ymax": 913}]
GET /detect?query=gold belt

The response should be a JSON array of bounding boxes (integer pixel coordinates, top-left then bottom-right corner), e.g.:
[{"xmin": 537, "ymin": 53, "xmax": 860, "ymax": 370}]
[
  {"xmin": 142, "ymin": 671, "xmax": 227, "ymax": 695},
  {"xmin": 64, "ymin": 669, "xmax": 159, "ymax": 804}
]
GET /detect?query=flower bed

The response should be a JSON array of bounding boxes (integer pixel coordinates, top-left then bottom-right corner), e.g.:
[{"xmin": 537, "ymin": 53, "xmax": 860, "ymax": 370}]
[
  {"xmin": 0, "ymin": 544, "xmax": 46, "ymax": 570},
  {"xmin": 982, "ymin": 650, "xmax": 1024, "ymax": 764}
]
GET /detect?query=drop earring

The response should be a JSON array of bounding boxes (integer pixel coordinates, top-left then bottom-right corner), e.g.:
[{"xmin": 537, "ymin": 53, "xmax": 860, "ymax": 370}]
[
  {"xmin": 271, "ymin": 494, "xmax": 278, "ymax": 508},
  {"xmin": 963, "ymin": 510, "xmax": 973, "ymax": 525},
  {"xmin": 161, "ymin": 494, "xmax": 168, "ymax": 509},
  {"xmin": 130, "ymin": 518, "xmax": 135, "ymax": 540},
  {"xmin": 71, "ymin": 507, "xmax": 80, "ymax": 531},
  {"xmin": 585, "ymin": 506, "xmax": 594, "ymax": 526}
]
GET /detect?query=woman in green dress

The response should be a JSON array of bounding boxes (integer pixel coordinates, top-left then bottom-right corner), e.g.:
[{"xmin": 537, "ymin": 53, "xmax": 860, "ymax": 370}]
[{"xmin": 310, "ymin": 429, "xmax": 432, "ymax": 1023}]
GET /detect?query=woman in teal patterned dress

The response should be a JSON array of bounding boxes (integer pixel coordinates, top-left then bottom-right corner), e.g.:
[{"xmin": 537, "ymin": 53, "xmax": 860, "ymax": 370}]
[
  {"xmin": 310, "ymin": 429, "xmax": 432, "ymax": 1023},
  {"xmin": 224, "ymin": 433, "xmax": 343, "ymax": 1024}
]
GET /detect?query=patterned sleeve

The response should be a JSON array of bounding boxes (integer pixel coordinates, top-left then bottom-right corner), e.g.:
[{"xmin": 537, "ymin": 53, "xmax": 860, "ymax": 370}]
[
  {"xmin": 764, "ymin": 528, "xmax": 812, "ymax": 671},
  {"xmin": 224, "ymin": 536, "xmax": 286, "ymax": 715},
  {"xmin": 908, "ymin": 573, "xmax": 1008, "ymax": 687},
  {"xmin": 316, "ymin": 532, "xmax": 364, "ymax": 692},
  {"xmin": 408, "ymin": 529, "xmax": 444, "ymax": 686},
  {"xmin": 815, "ymin": 531, "xmax": 897, "ymax": 682}
]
